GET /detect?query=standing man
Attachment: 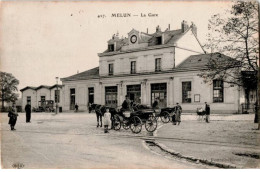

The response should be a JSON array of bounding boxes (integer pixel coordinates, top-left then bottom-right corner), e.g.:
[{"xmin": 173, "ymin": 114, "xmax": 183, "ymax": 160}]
[
  {"xmin": 175, "ymin": 103, "xmax": 182, "ymax": 125},
  {"xmin": 25, "ymin": 103, "xmax": 31, "ymax": 123},
  {"xmin": 205, "ymin": 102, "xmax": 210, "ymax": 123},
  {"xmin": 8, "ymin": 105, "xmax": 18, "ymax": 130},
  {"xmin": 122, "ymin": 95, "xmax": 132, "ymax": 111},
  {"xmin": 152, "ymin": 97, "xmax": 159, "ymax": 109},
  {"xmin": 75, "ymin": 103, "xmax": 79, "ymax": 112}
]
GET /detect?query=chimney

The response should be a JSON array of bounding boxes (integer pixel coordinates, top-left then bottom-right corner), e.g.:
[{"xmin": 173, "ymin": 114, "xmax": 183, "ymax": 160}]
[
  {"xmin": 168, "ymin": 24, "xmax": 170, "ymax": 30},
  {"xmin": 147, "ymin": 28, "xmax": 148, "ymax": 34},
  {"xmin": 181, "ymin": 20, "xmax": 189, "ymax": 33},
  {"xmin": 191, "ymin": 22, "xmax": 197, "ymax": 36},
  {"xmin": 156, "ymin": 25, "xmax": 161, "ymax": 32}
]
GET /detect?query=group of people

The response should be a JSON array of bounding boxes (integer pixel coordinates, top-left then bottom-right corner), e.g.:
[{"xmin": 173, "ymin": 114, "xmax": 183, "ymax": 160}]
[{"xmin": 8, "ymin": 103, "xmax": 32, "ymax": 131}]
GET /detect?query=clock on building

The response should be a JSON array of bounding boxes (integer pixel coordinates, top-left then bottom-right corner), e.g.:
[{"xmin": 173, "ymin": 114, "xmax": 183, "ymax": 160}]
[{"xmin": 130, "ymin": 35, "xmax": 137, "ymax": 44}]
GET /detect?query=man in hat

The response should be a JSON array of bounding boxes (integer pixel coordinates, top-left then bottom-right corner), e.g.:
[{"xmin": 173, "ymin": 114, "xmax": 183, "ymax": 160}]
[
  {"xmin": 8, "ymin": 105, "xmax": 18, "ymax": 130},
  {"xmin": 152, "ymin": 97, "xmax": 159, "ymax": 109},
  {"xmin": 122, "ymin": 95, "xmax": 132, "ymax": 111},
  {"xmin": 205, "ymin": 102, "xmax": 210, "ymax": 123},
  {"xmin": 25, "ymin": 102, "xmax": 31, "ymax": 123}
]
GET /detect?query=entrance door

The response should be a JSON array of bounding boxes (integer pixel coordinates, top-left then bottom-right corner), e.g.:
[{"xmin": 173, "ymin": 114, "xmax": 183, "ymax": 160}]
[
  {"xmin": 105, "ymin": 86, "xmax": 118, "ymax": 108},
  {"xmin": 151, "ymin": 83, "xmax": 167, "ymax": 107},
  {"xmin": 127, "ymin": 85, "xmax": 141, "ymax": 104},
  {"xmin": 70, "ymin": 88, "xmax": 75, "ymax": 110},
  {"xmin": 88, "ymin": 87, "xmax": 94, "ymax": 104}
]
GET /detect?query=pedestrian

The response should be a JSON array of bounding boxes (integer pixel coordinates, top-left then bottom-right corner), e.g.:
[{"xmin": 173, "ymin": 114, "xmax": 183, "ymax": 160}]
[
  {"xmin": 122, "ymin": 95, "xmax": 132, "ymax": 111},
  {"xmin": 8, "ymin": 105, "xmax": 18, "ymax": 131},
  {"xmin": 205, "ymin": 102, "xmax": 210, "ymax": 123},
  {"xmin": 152, "ymin": 97, "xmax": 159, "ymax": 109},
  {"xmin": 104, "ymin": 108, "xmax": 111, "ymax": 133},
  {"xmin": 75, "ymin": 103, "xmax": 79, "ymax": 112},
  {"xmin": 25, "ymin": 103, "xmax": 31, "ymax": 123},
  {"xmin": 88, "ymin": 102, "xmax": 92, "ymax": 113},
  {"xmin": 175, "ymin": 103, "xmax": 182, "ymax": 125}
]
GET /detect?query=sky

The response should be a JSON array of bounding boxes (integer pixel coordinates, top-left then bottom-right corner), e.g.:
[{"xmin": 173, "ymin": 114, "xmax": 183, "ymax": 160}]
[{"xmin": 0, "ymin": 0, "xmax": 233, "ymax": 97}]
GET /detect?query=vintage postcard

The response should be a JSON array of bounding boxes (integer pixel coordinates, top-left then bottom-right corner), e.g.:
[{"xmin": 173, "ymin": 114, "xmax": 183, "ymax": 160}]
[{"xmin": 0, "ymin": 0, "xmax": 259, "ymax": 169}]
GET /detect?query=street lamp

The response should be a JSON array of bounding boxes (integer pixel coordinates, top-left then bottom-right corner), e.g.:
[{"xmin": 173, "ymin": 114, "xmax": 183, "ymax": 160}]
[{"xmin": 55, "ymin": 77, "xmax": 59, "ymax": 114}]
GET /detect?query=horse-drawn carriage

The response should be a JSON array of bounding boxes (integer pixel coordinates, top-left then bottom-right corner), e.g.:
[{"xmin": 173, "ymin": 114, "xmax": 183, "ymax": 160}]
[
  {"xmin": 113, "ymin": 104, "xmax": 157, "ymax": 134},
  {"xmin": 93, "ymin": 103, "xmax": 157, "ymax": 134}
]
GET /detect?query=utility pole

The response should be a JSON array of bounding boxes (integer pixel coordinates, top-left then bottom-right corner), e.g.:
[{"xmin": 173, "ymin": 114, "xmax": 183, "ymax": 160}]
[{"xmin": 55, "ymin": 77, "xmax": 59, "ymax": 114}]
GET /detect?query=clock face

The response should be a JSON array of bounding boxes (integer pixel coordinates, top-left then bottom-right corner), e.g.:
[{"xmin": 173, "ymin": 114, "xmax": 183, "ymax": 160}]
[{"xmin": 130, "ymin": 35, "xmax": 137, "ymax": 44}]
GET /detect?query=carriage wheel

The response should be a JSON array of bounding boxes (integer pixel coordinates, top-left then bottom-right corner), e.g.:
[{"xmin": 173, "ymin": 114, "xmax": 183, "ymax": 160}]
[
  {"xmin": 145, "ymin": 116, "xmax": 158, "ymax": 132},
  {"xmin": 123, "ymin": 122, "xmax": 130, "ymax": 130},
  {"xmin": 160, "ymin": 111, "xmax": 170, "ymax": 123},
  {"xmin": 114, "ymin": 115, "xmax": 121, "ymax": 131},
  {"xmin": 130, "ymin": 116, "xmax": 142, "ymax": 134}
]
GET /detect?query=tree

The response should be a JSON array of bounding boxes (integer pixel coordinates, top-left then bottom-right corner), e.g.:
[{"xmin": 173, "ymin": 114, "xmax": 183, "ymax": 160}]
[
  {"xmin": 199, "ymin": 1, "xmax": 258, "ymax": 112},
  {"xmin": 0, "ymin": 72, "xmax": 19, "ymax": 111}
]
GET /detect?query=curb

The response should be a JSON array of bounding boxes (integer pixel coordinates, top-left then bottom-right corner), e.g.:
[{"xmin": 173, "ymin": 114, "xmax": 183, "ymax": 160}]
[{"xmin": 145, "ymin": 140, "xmax": 237, "ymax": 169}]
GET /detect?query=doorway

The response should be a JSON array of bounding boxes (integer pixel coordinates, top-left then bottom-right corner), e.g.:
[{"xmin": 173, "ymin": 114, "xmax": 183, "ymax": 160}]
[
  {"xmin": 151, "ymin": 83, "xmax": 167, "ymax": 107},
  {"xmin": 70, "ymin": 88, "xmax": 75, "ymax": 110}
]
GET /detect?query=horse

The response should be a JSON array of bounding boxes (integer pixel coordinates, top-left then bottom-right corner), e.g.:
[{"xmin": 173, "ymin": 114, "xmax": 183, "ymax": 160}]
[
  {"xmin": 95, "ymin": 104, "xmax": 103, "ymax": 127},
  {"xmin": 89, "ymin": 103, "xmax": 98, "ymax": 113}
]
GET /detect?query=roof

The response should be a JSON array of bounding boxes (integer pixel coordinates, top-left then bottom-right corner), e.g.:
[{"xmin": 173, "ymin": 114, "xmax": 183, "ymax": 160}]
[
  {"xmin": 101, "ymin": 27, "xmax": 193, "ymax": 55},
  {"xmin": 62, "ymin": 53, "xmax": 235, "ymax": 82},
  {"xmin": 61, "ymin": 67, "xmax": 99, "ymax": 81},
  {"xmin": 49, "ymin": 84, "xmax": 63, "ymax": 89},
  {"xmin": 176, "ymin": 53, "xmax": 238, "ymax": 70},
  {"xmin": 20, "ymin": 86, "xmax": 37, "ymax": 92},
  {"xmin": 35, "ymin": 85, "xmax": 51, "ymax": 90},
  {"xmin": 20, "ymin": 84, "xmax": 63, "ymax": 92}
]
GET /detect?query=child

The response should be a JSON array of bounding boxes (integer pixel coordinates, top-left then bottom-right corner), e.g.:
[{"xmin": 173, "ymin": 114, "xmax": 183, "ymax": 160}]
[{"xmin": 104, "ymin": 108, "xmax": 111, "ymax": 133}]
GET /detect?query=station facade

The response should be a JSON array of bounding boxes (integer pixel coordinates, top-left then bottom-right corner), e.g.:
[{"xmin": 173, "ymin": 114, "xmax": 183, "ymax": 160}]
[{"xmin": 61, "ymin": 21, "xmax": 242, "ymax": 114}]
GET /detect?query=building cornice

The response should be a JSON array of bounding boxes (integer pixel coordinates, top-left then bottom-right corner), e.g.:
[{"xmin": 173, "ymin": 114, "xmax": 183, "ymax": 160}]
[{"xmin": 98, "ymin": 44, "xmax": 176, "ymax": 57}]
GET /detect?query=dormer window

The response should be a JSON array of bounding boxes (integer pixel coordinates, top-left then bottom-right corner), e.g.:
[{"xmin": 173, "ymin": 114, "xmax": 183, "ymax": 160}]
[
  {"xmin": 156, "ymin": 36, "xmax": 162, "ymax": 45},
  {"xmin": 108, "ymin": 44, "xmax": 114, "ymax": 52}
]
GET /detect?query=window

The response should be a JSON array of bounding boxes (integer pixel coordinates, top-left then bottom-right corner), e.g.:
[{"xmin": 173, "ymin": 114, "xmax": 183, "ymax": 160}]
[
  {"xmin": 108, "ymin": 44, "xmax": 114, "ymax": 52},
  {"xmin": 41, "ymin": 96, "xmax": 45, "ymax": 102},
  {"xmin": 213, "ymin": 80, "xmax": 224, "ymax": 102},
  {"xmin": 27, "ymin": 96, "xmax": 31, "ymax": 104},
  {"xmin": 55, "ymin": 90, "xmax": 60, "ymax": 103},
  {"xmin": 151, "ymin": 83, "xmax": 167, "ymax": 107},
  {"xmin": 156, "ymin": 36, "xmax": 162, "ymax": 45},
  {"xmin": 108, "ymin": 63, "xmax": 114, "ymax": 75},
  {"xmin": 155, "ymin": 58, "xmax": 161, "ymax": 71},
  {"xmin": 105, "ymin": 86, "xmax": 118, "ymax": 108},
  {"xmin": 40, "ymin": 96, "xmax": 46, "ymax": 107},
  {"xmin": 131, "ymin": 61, "xmax": 136, "ymax": 74},
  {"xmin": 182, "ymin": 82, "xmax": 192, "ymax": 103}
]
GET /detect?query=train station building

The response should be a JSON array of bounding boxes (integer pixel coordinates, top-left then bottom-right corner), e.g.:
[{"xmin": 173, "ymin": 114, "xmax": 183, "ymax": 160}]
[
  {"xmin": 20, "ymin": 85, "xmax": 63, "ymax": 111},
  {"xmin": 61, "ymin": 21, "xmax": 243, "ymax": 114}
]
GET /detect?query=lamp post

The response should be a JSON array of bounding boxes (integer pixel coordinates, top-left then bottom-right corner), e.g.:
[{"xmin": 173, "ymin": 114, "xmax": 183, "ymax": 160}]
[{"xmin": 55, "ymin": 77, "xmax": 59, "ymax": 114}]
